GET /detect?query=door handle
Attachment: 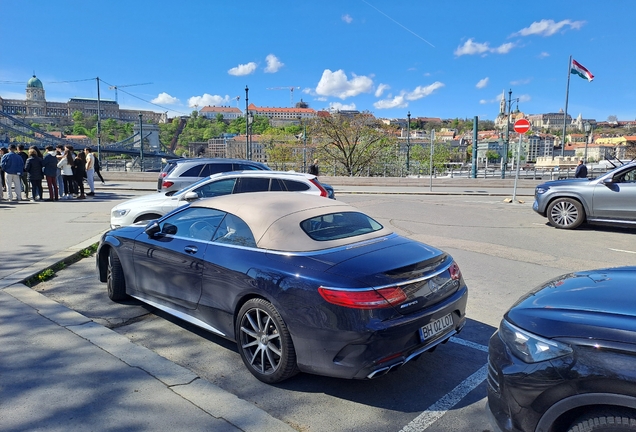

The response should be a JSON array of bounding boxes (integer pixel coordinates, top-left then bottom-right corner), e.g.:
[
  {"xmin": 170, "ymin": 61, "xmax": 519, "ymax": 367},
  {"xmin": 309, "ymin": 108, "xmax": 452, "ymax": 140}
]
[{"xmin": 184, "ymin": 246, "xmax": 198, "ymax": 254}]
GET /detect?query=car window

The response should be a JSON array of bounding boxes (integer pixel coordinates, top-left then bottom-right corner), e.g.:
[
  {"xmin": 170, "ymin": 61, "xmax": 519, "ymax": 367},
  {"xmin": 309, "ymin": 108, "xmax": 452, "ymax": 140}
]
[
  {"xmin": 234, "ymin": 163, "xmax": 262, "ymax": 171},
  {"xmin": 281, "ymin": 179, "xmax": 310, "ymax": 192},
  {"xmin": 616, "ymin": 167, "xmax": 636, "ymax": 183},
  {"xmin": 159, "ymin": 207, "xmax": 225, "ymax": 241},
  {"xmin": 234, "ymin": 177, "xmax": 270, "ymax": 193},
  {"xmin": 270, "ymin": 178, "xmax": 285, "ymax": 191},
  {"xmin": 212, "ymin": 213, "xmax": 256, "ymax": 247},
  {"xmin": 161, "ymin": 161, "xmax": 179, "ymax": 175},
  {"xmin": 201, "ymin": 163, "xmax": 233, "ymax": 176},
  {"xmin": 180, "ymin": 164, "xmax": 205, "ymax": 177},
  {"xmin": 193, "ymin": 178, "xmax": 237, "ymax": 198},
  {"xmin": 300, "ymin": 212, "xmax": 383, "ymax": 241}
]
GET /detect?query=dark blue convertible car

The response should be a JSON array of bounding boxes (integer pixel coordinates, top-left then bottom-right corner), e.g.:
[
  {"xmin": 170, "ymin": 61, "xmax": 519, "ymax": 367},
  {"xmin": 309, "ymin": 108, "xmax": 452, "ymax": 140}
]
[{"xmin": 97, "ymin": 192, "xmax": 468, "ymax": 383}]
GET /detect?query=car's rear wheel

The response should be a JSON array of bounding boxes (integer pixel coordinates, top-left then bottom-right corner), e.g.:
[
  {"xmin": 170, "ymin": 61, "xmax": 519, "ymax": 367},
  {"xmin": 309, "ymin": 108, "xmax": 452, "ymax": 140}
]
[
  {"xmin": 107, "ymin": 249, "xmax": 127, "ymax": 301},
  {"xmin": 236, "ymin": 298, "xmax": 299, "ymax": 383},
  {"xmin": 567, "ymin": 410, "xmax": 636, "ymax": 431},
  {"xmin": 547, "ymin": 198, "xmax": 585, "ymax": 229}
]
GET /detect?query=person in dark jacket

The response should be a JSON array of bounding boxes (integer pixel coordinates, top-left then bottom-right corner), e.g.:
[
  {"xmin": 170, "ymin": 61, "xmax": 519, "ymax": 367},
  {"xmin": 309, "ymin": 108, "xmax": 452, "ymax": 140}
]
[
  {"xmin": 17, "ymin": 144, "xmax": 29, "ymax": 199},
  {"xmin": 42, "ymin": 146, "xmax": 60, "ymax": 201},
  {"xmin": 308, "ymin": 159, "xmax": 319, "ymax": 176},
  {"xmin": 1, "ymin": 144, "xmax": 24, "ymax": 201},
  {"xmin": 574, "ymin": 159, "xmax": 588, "ymax": 179},
  {"xmin": 24, "ymin": 148, "xmax": 44, "ymax": 201},
  {"xmin": 73, "ymin": 151, "xmax": 87, "ymax": 199}
]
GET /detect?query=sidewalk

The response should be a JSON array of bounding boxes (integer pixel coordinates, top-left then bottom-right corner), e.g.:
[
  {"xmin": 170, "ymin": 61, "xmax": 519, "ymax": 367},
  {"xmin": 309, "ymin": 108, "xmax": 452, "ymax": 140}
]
[{"xmin": 0, "ymin": 182, "xmax": 295, "ymax": 432}]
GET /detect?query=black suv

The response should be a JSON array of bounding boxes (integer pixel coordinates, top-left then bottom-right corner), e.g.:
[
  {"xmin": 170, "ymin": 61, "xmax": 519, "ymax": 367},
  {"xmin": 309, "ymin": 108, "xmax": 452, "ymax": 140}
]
[
  {"xmin": 487, "ymin": 267, "xmax": 636, "ymax": 432},
  {"xmin": 157, "ymin": 158, "xmax": 270, "ymax": 192}
]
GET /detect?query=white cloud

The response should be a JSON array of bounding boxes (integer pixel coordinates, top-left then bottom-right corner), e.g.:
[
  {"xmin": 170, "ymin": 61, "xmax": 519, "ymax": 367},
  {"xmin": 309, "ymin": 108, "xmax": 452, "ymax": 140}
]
[
  {"xmin": 342, "ymin": 14, "xmax": 353, "ymax": 24},
  {"xmin": 151, "ymin": 92, "xmax": 180, "ymax": 104},
  {"xmin": 454, "ymin": 38, "xmax": 516, "ymax": 56},
  {"xmin": 538, "ymin": 52, "xmax": 550, "ymax": 59},
  {"xmin": 512, "ymin": 19, "xmax": 585, "ymax": 37},
  {"xmin": 518, "ymin": 94, "xmax": 531, "ymax": 103},
  {"xmin": 510, "ymin": 78, "xmax": 532, "ymax": 85},
  {"xmin": 476, "ymin": 77, "xmax": 489, "ymax": 89},
  {"xmin": 374, "ymin": 82, "xmax": 444, "ymax": 109},
  {"xmin": 375, "ymin": 83, "xmax": 390, "ymax": 97},
  {"xmin": 315, "ymin": 69, "xmax": 373, "ymax": 99},
  {"xmin": 228, "ymin": 62, "xmax": 257, "ymax": 76},
  {"xmin": 264, "ymin": 54, "xmax": 284, "ymax": 73},
  {"xmin": 188, "ymin": 94, "xmax": 231, "ymax": 108},
  {"xmin": 374, "ymin": 95, "xmax": 407, "ymax": 109},
  {"xmin": 329, "ymin": 102, "xmax": 356, "ymax": 111}
]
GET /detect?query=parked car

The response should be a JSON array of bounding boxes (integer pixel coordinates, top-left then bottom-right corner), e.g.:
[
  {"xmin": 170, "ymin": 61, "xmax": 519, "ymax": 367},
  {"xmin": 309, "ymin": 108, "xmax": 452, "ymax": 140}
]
[
  {"xmin": 533, "ymin": 161, "xmax": 636, "ymax": 229},
  {"xmin": 111, "ymin": 170, "xmax": 334, "ymax": 229},
  {"xmin": 157, "ymin": 158, "xmax": 270, "ymax": 192},
  {"xmin": 487, "ymin": 266, "xmax": 636, "ymax": 432},
  {"xmin": 97, "ymin": 193, "xmax": 468, "ymax": 384}
]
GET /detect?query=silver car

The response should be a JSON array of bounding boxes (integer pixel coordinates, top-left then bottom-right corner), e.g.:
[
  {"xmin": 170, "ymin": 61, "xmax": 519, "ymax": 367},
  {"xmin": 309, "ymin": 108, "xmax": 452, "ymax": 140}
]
[
  {"xmin": 533, "ymin": 161, "xmax": 636, "ymax": 229},
  {"xmin": 112, "ymin": 170, "xmax": 333, "ymax": 228}
]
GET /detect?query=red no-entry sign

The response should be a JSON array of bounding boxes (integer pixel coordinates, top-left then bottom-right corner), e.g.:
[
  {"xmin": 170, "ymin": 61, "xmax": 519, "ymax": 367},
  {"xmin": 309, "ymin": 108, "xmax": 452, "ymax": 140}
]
[{"xmin": 513, "ymin": 118, "xmax": 531, "ymax": 133}]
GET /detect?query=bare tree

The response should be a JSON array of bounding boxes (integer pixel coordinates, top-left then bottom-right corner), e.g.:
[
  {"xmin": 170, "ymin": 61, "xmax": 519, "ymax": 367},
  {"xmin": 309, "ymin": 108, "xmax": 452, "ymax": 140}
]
[{"xmin": 309, "ymin": 112, "xmax": 397, "ymax": 176}]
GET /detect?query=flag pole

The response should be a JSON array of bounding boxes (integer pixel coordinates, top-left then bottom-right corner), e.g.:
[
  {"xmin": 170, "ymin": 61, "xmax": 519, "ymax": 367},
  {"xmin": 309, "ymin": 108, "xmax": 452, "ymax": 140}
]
[{"xmin": 561, "ymin": 55, "xmax": 572, "ymax": 157}]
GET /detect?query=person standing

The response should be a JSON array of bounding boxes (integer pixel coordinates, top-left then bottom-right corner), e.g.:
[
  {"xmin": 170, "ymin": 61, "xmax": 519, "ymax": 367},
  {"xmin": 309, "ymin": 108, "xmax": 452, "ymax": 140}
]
[
  {"xmin": 574, "ymin": 159, "xmax": 588, "ymax": 179},
  {"xmin": 93, "ymin": 152, "xmax": 105, "ymax": 184},
  {"xmin": 0, "ymin": 147, "xmax": 7, "ymax": 199},
  {"xmin": 24, "ymin": 148, "xmax": 44, "ymax": 201},
  {"xmin": 73, "ymin": 151, "xmax": 87, "ymax": 199},
  {"xmin": 43, "ymin": 146, "xmax": 60, "ymax": 201},
  {"xmin": 55, "ymin": 144, "xmax": 65, "ymax": 195},
  {"xmin": 84, "ymin": 147, "xmax": 95, "ymax": 196},
  {"xmin": 17, "ymin": 144, "xmax": 29, "ymax": 199},
  {"xmin": 1, "ymin": 144, "xmax": 24, "ymax": 201},
  {"xmin": 57, "ymin": 148, "xmax": 74, "ymax": 199},
  {"xmin": 308, "ymin": 159, "xmax": 320, "ymax": 176}
]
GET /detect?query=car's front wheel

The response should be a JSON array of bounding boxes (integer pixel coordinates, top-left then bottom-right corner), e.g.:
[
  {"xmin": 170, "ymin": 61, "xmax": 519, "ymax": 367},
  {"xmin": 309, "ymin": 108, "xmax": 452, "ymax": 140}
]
[
  {"xmin": 567, "ymin": 409, "xmax": 636, "ymax": 431},
  {"xmin": 236, "ymin": 298, "xmax": 299, "ymax": 384},
  {"xmin": 547, "ymin": 198, "xmax": 585, "ymax": 229},
  {"xmin": 107, "ymin": 249, "xmax": 128, "ymax": 301}
]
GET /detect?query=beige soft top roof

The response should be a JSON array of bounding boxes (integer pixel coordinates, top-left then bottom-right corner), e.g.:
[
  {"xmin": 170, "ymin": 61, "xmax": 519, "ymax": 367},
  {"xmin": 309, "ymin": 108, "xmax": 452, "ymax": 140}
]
[{"xmin": 191, "ymin": 192, "xmax": 393, "ymax": 252}]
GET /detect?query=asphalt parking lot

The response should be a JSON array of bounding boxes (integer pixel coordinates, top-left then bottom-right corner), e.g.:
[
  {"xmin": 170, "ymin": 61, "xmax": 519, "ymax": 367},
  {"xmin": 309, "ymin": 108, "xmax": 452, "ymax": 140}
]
[{"xmin": 17, "ymin": 190, "xmax": 636, "ymax": 432}]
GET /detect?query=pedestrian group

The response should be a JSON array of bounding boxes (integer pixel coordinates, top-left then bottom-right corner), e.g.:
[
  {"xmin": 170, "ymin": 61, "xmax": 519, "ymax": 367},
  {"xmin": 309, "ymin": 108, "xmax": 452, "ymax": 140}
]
[{"xmin": 1, "ymin": 143, "xmax": 105, "ymax": 202}]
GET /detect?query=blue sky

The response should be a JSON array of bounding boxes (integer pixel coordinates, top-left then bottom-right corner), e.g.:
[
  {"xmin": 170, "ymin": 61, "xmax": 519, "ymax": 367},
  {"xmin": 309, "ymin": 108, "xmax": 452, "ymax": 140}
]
[{"xmin": 1, "ymin": 1, "xmax": 634, "ymax": 122}]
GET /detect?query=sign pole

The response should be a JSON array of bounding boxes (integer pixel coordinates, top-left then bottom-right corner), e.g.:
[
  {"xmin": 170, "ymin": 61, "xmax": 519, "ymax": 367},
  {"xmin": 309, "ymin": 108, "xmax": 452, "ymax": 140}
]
[{"xmin": 511, "ymin": 118, "xmax": 530, "ymax": 202}]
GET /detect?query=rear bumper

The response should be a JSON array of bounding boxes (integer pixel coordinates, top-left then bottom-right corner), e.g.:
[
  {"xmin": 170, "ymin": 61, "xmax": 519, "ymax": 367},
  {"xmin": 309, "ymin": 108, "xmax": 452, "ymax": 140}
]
[{"xmin": 293, "ymin": 285, "xmax": 468, "ymax": 380}]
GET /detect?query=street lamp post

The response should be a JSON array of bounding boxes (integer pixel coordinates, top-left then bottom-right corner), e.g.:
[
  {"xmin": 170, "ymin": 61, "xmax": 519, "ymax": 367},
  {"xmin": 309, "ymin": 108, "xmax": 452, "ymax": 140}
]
[
  {"xmin": 245, "ymin": 85, "xmax": 249, "ymax": 160},
  {"xmin": 502, "ymin": 89, "xmax": 512, "ymax": 179},
  {"xmin": 584, "ymin": 121, "xmax": 591, "ymax": 163},
  {"xmin": 138, "ymin": 113, "xmax": 144, "ymax": 172},
  {"xmin": 406, "ymin": 112, "xmax": 411, "ymax": 174}
]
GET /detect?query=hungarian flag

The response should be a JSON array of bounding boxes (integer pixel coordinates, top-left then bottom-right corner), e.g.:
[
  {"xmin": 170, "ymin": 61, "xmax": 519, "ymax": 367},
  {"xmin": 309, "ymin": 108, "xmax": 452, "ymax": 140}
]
[{"xmin": 571, "ymin": 59, "xmax": 594, "ymax": 82}]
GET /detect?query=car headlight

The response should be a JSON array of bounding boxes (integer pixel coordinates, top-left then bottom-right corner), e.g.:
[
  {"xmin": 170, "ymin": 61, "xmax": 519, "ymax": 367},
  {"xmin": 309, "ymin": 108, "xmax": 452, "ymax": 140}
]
[
  {"xmin": 535, "ymin": 186, "xmax": 549, "ymax": 194},
  {"xmin": 499, "ymin": 319, "xmax": 572, "ymax": 363},
  {"xmin": 111, "ymin": 209, "xmax": 130, "ymax": 218}
]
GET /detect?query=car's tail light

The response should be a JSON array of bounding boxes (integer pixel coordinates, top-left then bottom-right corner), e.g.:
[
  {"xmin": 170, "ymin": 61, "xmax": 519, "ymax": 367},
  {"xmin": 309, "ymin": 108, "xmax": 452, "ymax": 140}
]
[
  {"xmin": 449, "ymin": 261, "xmax": 461, "ymax": 280},
  {"xmin": 318, "ymin": 286, "xmax": 407, "ymax": 309},
  {"xmin": 309, "ymin": 179, "xmax": 328, "ymax": 198},
  {"xmin": 160, "ymin": 172, "xmax": 168, "ymax": 178},
  {"xmin": 162, "ymin": 181, "xmax": 174, "ymax": 189}
]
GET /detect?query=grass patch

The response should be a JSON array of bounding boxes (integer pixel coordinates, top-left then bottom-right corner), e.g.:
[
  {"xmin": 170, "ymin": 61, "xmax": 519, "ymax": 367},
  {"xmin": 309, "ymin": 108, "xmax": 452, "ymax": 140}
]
[{"xmin": 23, "ymin": 242, "xmax": 99, "ymax": 288}]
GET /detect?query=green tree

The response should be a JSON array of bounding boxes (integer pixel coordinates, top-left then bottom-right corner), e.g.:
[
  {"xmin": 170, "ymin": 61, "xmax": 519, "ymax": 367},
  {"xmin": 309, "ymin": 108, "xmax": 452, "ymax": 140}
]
[{"xmin": 309, "ymin": 112, "xmax": 397, "ymax": 176}]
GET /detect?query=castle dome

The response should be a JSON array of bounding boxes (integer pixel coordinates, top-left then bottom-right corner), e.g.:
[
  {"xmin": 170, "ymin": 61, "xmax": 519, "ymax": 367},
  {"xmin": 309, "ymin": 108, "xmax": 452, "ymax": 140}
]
[{"xmin": 27, "ymin": 75, "xmax": 43, "ymax": 89}]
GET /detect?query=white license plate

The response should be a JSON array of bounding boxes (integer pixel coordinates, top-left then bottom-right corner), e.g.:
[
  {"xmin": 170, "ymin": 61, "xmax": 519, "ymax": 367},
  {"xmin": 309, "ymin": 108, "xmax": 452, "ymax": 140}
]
[{"xmin": 420, "ymin": 313, "xmax": 454, "ymax": 342}]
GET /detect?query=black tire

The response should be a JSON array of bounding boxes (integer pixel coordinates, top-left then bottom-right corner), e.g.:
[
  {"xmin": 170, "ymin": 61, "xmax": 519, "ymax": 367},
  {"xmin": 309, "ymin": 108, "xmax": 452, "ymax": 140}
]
[
  {"xmin": 236, "ymin": 298, "xmax": 299, "ymax": 384},
  {"xmin": 567, "ymin": 410, "xmax": 636, "ymax": 431},
  {"xmin": 107, "ymin": 249, "xmax": 127, "ymax": 301},
  {"xmin": 547, "ymin": 198, "xmax": 585, "ymax": 229}
]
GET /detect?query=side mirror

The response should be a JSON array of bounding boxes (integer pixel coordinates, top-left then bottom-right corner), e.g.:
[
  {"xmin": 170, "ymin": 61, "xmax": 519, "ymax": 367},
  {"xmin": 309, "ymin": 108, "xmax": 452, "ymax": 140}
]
[
  {"xmin": 144, "ymin": 221, "xmax": 161, "ymax": 238},
  {"xmin": 603, "ymin": 178, "xmax": 615, "ymax": 186},
  {"xmin": 183, "ymin": 191, "xmax": 199, "ymax": 201}
]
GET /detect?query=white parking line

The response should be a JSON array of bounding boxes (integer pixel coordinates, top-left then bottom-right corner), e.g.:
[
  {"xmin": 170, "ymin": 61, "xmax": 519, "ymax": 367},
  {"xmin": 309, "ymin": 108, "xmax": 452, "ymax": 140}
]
[
  {"xmin": 398, "ymin": 338, "xmax": 489, "ymax": 432},
  {"xmin": 608, "ymin": 248, "xmax": 636, "ymax": 254}
]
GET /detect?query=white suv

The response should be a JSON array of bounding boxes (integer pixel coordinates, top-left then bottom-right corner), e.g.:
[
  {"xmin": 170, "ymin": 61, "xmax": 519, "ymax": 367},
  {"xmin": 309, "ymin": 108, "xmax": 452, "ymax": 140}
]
[{"xmin": 111, "ymin": 171, "xmax": 333, "ymax": 229}]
